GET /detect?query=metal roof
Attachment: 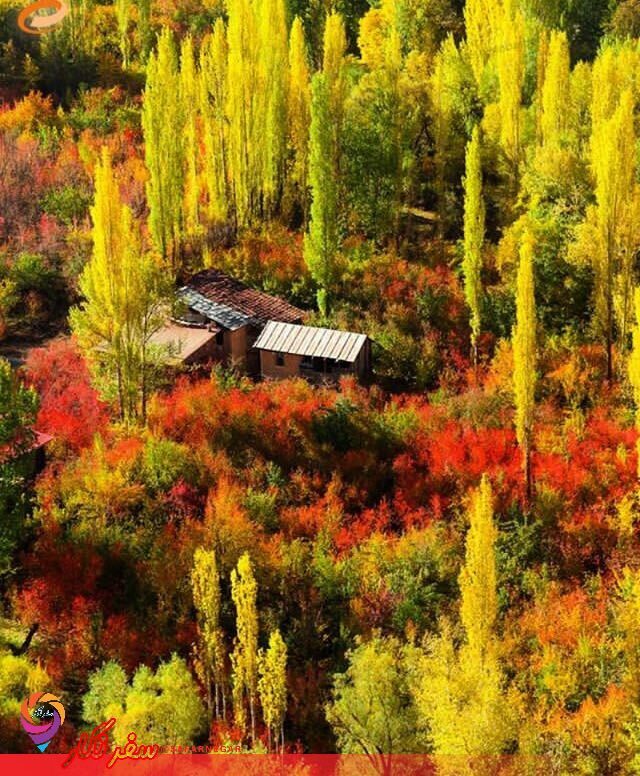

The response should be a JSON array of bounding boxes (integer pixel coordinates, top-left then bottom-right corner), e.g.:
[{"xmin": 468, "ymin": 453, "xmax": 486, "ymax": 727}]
[
  {"xmin": 253, "ymin": 321, "xmax": 368, "ymax": 363},
  {"xmin": 178, "ymin": 287, "xmax": 252, "ymax": 331}
]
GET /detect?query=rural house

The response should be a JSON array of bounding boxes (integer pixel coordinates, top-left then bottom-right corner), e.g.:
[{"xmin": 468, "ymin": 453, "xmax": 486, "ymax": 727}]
[
  {"xmin": 253, "ymin": 321, "xmax": 371, "ymax": 384},
  {"xmin": 154, "ymin": 269, "xmax": 304, "ymax": 372}
]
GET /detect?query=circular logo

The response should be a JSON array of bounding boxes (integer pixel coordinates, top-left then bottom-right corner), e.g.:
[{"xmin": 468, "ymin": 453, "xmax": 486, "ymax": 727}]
[
  {"xmin": 17, "ymin": 0, "xmax": 69, "ymax": 35},
  {"xmin": 20, "ymin": 692, "xmax": 65, "ymax": 752}
]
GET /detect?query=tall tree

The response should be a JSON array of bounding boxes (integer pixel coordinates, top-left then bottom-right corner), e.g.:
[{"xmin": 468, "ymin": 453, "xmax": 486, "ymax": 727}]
[
  {"xmin": 191, "ymin": 547, "xmax": 226, "ymax": 722},
  {"xmin": 629, "ymin": 287, "xmax": 640, "ymax": 479},
  {"xmin": 231, "ymin": 552, "xmax": 259, "ymax": 743},
  {"xmin": 115, "ymin": 0, "xmax": 131, "ymax": 69},
  {"xmin": 496, "ymin": 0, "xmax": 525, "ymax": 180},
  {"xmin": 513, "ymin": 230, "xmax": 537, "ymax": 502},
  {"xmin": 70, "ymin": 147, "xmax": 167, "ymax": 423},
  {"xmin": 258, "ymin": 0, "xmax": 288, "ymax": 214},
  {"xmin": 540, "ymin": 31, "xmax": 570, "ymax": 149},
  {"xmin": 0, "ymin": 359, "xmax": 37, "ymax": 577},
  {"xmin": 287, "ymin": 17, "xmax": 311, "ymax": 219},
  {"xmin": 304, "ymin": 73, "xmax": 339, "ymax": 317},
  {"xmin": 226, "ymin": 0, "xmax": 260, "ymax": 227},
  {"xmin": 464, "ymin": 0, "xmax": 500, "ymax": 85},
  {"xmin": 590, "ymin": 90, "xmax": 636, "ymax": 381},
  {"xmin": 258, "ymin": 629, "xmax": 288, "ymax": 752},
  {"xmin": 199, "ymin": 20, "xmax": 229, "ymax": 225},
  {"xmin": 462, "ymin": 125, "xmax": 484, "ymax": 371},
  {"xmin": 415, "ymin": 476, "xmax": 515, "ymax": 758},
  {"xmin": 180, "ymin": 36, "xmax": 200, "ymax": 239},
  {"xmin": 142, "ymin": 28, "xmax": 185, "ymax": 274},
  {"xmin": 459, "ymin": 475, "xmax": 497, "ymax": 662}
]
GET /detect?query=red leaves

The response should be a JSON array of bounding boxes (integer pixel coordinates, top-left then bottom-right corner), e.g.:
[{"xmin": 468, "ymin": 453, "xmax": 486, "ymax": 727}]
[{"xmin": 25, "ymin": 337, "xmax": 109, "ymax": 455}]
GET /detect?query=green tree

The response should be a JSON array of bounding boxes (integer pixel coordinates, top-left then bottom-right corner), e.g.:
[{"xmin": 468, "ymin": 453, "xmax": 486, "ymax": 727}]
[
  {"xmin": 326, "ymin": 636, "xmax": 426, "ymax": 772},
  {"xmin": 304, "ymin": 73, "xmax": 339, "ymax": 316},
  {"xmin": 142, "ymin": 28, "xmax": 185, "ymax": 273},
  {"xmin": 0, "ymin": 359, "xmax": 37, "ymax": 576},
  {"xmin": 287, "ymin": 17, "xmax": 311, "ymax": 219},
  {"xmin": 83, "ymin": 656, "xmax": 206, "ymax": 747}
]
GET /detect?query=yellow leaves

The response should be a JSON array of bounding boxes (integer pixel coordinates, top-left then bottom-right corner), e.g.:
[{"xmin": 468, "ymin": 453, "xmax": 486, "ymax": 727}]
[
  {"xmin": 258, "ymin": 629, "xmax": 287, "ymax": 749},
  {"xmin": 231, "ymin": 551, "xmax": 259, "ymax": 736},
  {"xmin": 513, "ymin": 231, "xmax": 537, "ymax": 459},
  {"xmin": 459, "ymin": 475, "xmax": 497, "ymax": 660}
]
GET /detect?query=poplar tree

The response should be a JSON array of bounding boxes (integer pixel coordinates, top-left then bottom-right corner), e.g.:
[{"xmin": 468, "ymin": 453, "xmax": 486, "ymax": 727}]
[
  {"xmin": 259, "ymin": 0, "xmax": 288, "ymax": 214},
  {"xmin": 304, "ymin": 73, "xmax": 338, "ymax": 317},
  {"xmin": 534, "ymin": 30, "xmax": 549, "ymax": 146},
  {"xmin": 496, "ymin": 0, "xmax": 525, "ymax": 179},
  {"xmin": 591, "ymin": 90, "xmax": 636, "ymax": 381},
  {"xmin": 629, "ymin": 288, "xmax": 640, "ymax": 479},
  {"xmin": 462, "ymin": 125, "xmax": 484, "ymax": 371},
  {"xmin": 540, "ymin": 31, "xmax": 570, "ymax": 149},
  {"xmin": 70, "ymin": 148, "xmax": 166, "ymax": 423},
  {"xmin": 459, "ymin": 475, "xmax": 497, "ymax": 663},
  {"xmin": 258, "ymin": 629, "xmax": 287, "ymax": 752},
  {"xmin": 231, "ymin": 552, "xmax": 259, "ymax": 743},
  {"xmin": 513, "ymin": 231, "xmax": 537, "ymax": 502},
  {"xmin": 199, "ymin": 20, "xmax": 229, "ymax": 224},
  {"xmin": 136, "ymin": 0, "xmax": 152, "ymax": 62},
  {"xmin": 322, "ymin": 11, "xmax": 347, "ymax": 176},
  {"xmin": 180, "ymin": 36, "xmax": 200, "ymax": 239},
  {"xmin": 287, "ymin": 17, "xmax": 311, "ymax": 218},
  {"xmin": 115, "ymin": 0, "xmax": 131, "ymax": 69},
  {"xmin": 416, "ymin": 476, "xmax": 515, "ymax": 758},
  {"xmin": 227, "ymin": 0, "xmax": 259, "ymax": 227},
  {"xmin": 464, "ymin": 0, "xmax": 499, "ymax": 85},
  {"xmin": 191, "ymin": 547, "xmax": 226, "ymax": 722},
  {"xmin": 142, "ymin": 28, "xmax": 185, "ymax": 275}
]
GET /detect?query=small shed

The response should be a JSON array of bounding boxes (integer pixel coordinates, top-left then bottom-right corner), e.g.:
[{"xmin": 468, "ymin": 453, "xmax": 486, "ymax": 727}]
[{"xmin": 253, "ymin": 321, "xmax": 371, "ymax": 384}]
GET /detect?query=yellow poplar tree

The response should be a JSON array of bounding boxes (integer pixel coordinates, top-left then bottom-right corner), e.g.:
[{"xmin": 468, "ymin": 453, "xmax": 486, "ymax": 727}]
[
  {"xmin": 287, "ymin": 17, "xmax": 311, "ymax": 218},
  {"xmin": 191, "ymin": 547, "xmax": 226, "ymax": 722},
  {"xmin": 415, "ymin": 477, "xmax": 515, "ymax": 761},
  {"xmin": 628, "ymin": 288, "xmax": 640, "ymax": 479},
  {"xmin": 459, "ymin": 475, "xmax": 497, "ymax": 661},
  {"xmin": 590, "ymin": 89, "xmax": 636, "ymax": 381},
  {"xmin": 464, "ymin": 0, "xmax": 500, "ymax": 85},
  {"xmin": 496, "ymin": 0, "xmax": 525, "ymax": 179},
  {"xmin": 462, "ymin": 125, "xmax": 484, "ymax": 371},
  {"xmin": 226, "ymin": 0, "xmax": 260, "ymax": 227},
  {"xmin": 70, "ymin": 148, "xmax": 166, "ymax": 423},
  {"xmin": 513, "ymin": 230, "xmax": 537, "ymax": 502},
  {"xmin": 323, "ymin": 12, "xmax": 347, "ymax": 175},
  {"xmin": 199, "ymin": 20, "xmax": 229, "ymax": 224},
  {"xmin": 180, "ymin": 37, "xmax": 200, "ymax": 238},
  {"xmin": 231, "ymin": 552, "xmax": 259, "ymax": 743},
  {"xmin": 540, "ymin": 30, "xmax": 570, "ymax": 149},
  {"xmin": 142, "ymin": 28, "xmax": 185, "ymax": 274},
  {"xmin": 115, "ymin": 0, "xmax": 131, "ymax": 69},
  {"xmin": 258, "ymin": 629, "xmax": 287, "ymax": 752},
  {"xmin": 258, "ymin": 0, "xmax": 288, "ymax": 214},
  {"xmin": 534, "ymin": 30, "xmax": 549, "ymax": 145}
]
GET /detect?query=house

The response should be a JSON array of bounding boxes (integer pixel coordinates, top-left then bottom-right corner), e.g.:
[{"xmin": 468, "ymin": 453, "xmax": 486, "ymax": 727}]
[
  {"xmin": 2, "ymin": 430, "xmax": 53, "ymax": 477},
  {"xmin": 253, "ymin": 321, "xmax": 371, "ymax": 384},
  {"xmin": 148, "ymin": 322, "xmax": 220, "ymax": 367},
  {"xmin": 173, "ymin": 269, "xmax": 304, "ymax": 373}
]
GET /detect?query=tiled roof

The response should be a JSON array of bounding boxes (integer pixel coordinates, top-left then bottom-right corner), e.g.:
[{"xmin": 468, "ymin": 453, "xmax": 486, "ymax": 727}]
[
  {"xmin": 254, "ymin": 321, "xmax": 368, "ymax": 363},
  {"xmin": 183, "ymin": 269, "xmax": 304, "ymax": 327},
  {"xmin": 177, "ymin": 287, "xmax": 253, "ymax": 331}
]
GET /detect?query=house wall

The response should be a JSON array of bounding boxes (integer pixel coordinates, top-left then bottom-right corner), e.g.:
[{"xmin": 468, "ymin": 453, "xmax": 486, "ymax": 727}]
[
  {"xmin": 260, "ymin": 350, "xmax": 303, "ymax": 380},
  {"xmin": 223, "ymin": 326, "xmax": 249, "ymax": 370}
]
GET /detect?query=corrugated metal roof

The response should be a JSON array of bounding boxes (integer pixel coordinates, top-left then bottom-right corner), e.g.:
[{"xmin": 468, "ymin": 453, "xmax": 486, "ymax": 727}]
[
  {"xmin": 254, "ymin": 321, "xmax": 368, "ymax": 363},
  {"xmin": 178, "ymin": 287, "xmax": 252, "ymax": 331}
]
